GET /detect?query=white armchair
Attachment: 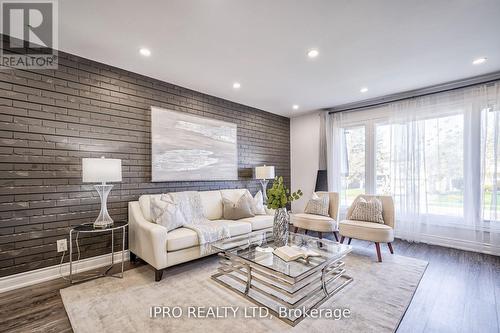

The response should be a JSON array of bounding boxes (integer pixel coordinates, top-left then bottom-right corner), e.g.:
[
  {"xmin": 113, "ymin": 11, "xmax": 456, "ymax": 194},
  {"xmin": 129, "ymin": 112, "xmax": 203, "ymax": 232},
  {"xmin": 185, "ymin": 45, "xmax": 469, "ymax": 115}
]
[
  {"xmin": 291, "ymin": 192, "xmax": 340, "ymax": 241},
  {"xmin": 339, "ymin": 194, "xmax": 395, "ymax": 262}
]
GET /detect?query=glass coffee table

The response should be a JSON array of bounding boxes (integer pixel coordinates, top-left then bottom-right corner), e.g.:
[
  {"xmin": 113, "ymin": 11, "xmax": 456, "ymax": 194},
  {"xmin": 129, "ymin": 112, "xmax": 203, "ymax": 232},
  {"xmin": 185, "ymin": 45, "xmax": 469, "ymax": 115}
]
[{"xmin": 211, "ymin": 230, "xmax": 353, "ymax": 326}]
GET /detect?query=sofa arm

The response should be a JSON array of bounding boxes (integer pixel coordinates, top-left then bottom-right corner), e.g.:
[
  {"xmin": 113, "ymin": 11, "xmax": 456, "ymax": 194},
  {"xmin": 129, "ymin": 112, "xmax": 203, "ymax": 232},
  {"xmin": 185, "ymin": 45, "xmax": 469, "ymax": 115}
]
[{"xmin": 128, "ymin": 201, "xmax": 168, "ymax": 269}]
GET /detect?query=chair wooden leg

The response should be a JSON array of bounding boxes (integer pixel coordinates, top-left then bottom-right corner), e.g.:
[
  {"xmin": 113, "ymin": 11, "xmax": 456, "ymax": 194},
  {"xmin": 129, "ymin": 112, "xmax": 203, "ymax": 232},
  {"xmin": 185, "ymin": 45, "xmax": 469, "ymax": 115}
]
[
  {"xmin": 340, "ymin": 236, "xmax": 345, "ymax": 244},
  {"xmin": 318, "ymin": 232, "xmax": 322, "ymax": 239},
  {"xmin": 387, "ymin": 242, "xmax": 394, "ymax": 254},
  {"xmin": 294, "ymin": 227, "xmax": 299, "ymax": 233},
  {"xmin": 375, "ymin": 242, "xmax": 382, "ymax": 262},
  {"xmin": 347, "ymin": 238, "xmax": 352, "ymax": 245},
  {"xmin": 155, "ymin": 269, "xmax": 163, "ymax": 282},
  {"xmin": 333, "ymin": 231, "xmax": 339, "ymax": 242}
]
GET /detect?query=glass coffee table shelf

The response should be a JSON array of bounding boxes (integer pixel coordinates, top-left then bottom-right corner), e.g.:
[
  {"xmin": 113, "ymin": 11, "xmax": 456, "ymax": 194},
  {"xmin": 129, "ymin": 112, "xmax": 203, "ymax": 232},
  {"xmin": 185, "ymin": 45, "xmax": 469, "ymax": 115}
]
[{"xmin": 210, "ymin": 230, "xmax": 353, "ymax": 326}]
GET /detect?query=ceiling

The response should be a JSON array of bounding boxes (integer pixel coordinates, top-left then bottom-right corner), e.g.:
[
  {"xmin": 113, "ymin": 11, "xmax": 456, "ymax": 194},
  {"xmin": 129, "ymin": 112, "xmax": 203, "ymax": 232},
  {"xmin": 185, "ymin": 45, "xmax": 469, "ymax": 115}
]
[{"xmin": 59, "ymin": 0, "xmax": 500, "ymax": 118}]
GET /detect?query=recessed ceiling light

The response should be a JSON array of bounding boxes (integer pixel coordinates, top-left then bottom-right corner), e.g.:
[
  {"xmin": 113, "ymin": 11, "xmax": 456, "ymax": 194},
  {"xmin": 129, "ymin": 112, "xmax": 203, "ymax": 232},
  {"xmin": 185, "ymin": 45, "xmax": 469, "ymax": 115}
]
[
  {"xmin": 307, "ymin": 49, "xmax": 319, "ymax": 58},
  {"xmin": 472, "ymin": 57, "xmax": 487, "ymax": 65},
  {"xmin": 139, "ymin": 48, "xmax": 151, "ymax": 57},
  {"xmin": 292, "ymin": 104, "xmax": 299, "ymax": 110},
  {"xmin": 233, "ymin": 82, "xmax": 241, "ymax": 89},
  {"xmin": 360, "ymin": 87, "xmax": 368, "ymax": 93}
]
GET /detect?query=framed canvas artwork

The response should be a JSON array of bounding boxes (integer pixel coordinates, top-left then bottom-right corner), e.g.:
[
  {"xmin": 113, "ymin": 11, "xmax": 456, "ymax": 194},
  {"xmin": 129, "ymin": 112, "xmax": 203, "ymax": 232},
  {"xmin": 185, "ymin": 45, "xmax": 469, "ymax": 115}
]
[{"xmin": 151, "ymin": 106, "xmax": 238, "ymax": 181}]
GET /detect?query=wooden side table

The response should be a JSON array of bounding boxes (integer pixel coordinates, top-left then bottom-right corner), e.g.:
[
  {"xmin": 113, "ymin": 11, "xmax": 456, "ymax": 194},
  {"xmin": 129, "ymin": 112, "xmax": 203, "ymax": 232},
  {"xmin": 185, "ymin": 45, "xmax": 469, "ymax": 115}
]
[{"xmin": 69, "ymin": 221, "xmax": 128, "ymax": 283}]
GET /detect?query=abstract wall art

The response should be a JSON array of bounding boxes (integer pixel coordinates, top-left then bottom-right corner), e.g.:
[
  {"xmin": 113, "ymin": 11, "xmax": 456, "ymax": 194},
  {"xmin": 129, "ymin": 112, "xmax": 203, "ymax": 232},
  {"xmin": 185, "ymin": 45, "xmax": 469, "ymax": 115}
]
[{"xmin": 151, "ymin": 106, "xmax": 238, "ymax": 181}]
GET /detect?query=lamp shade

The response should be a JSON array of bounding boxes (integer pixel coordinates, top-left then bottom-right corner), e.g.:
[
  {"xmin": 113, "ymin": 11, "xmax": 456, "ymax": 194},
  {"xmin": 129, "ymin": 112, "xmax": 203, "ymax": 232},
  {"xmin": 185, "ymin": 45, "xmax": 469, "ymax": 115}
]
[
  {"xmin": 255, "ymin": 165, "xmax": 275, "ymax": 180},
  {"xmin": 82, "ymin": 158, "xmax": 122, "ymax": 183}
]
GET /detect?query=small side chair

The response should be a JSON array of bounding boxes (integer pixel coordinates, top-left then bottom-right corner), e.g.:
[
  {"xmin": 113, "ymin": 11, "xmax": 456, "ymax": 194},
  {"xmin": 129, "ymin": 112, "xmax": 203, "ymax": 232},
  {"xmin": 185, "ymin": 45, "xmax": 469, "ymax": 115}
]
[
  {"xmin": 291, "ymin": 192, "xmax": 340, "ymax": 242},
  {"xmin": 338, "ymin": 194, "xmax": 395, "ymax": 262}
]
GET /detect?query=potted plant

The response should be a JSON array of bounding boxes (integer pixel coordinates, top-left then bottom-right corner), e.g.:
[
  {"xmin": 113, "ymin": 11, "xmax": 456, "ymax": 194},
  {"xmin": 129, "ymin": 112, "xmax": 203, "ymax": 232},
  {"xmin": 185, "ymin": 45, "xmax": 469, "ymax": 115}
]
[{"xmin": 266, "ymin": 176, "xmax": 303, "ymax": 246}]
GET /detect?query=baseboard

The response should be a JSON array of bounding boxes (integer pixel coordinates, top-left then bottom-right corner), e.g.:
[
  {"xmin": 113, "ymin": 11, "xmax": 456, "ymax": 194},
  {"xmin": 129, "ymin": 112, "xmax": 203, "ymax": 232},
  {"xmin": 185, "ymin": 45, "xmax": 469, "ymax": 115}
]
[
  {"xmin": 415, "ymin": 234, "xmax": 500, "ymax": 256},
  {"xmin": 0, "ymin": 250, "xmax": 130, "ymax": 294}
]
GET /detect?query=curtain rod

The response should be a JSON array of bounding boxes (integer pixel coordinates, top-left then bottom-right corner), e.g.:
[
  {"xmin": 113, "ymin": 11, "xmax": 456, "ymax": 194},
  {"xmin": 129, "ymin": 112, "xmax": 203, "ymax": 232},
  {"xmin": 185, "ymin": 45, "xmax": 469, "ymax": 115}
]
[{"xmin": 327, "ymin": 71, "xmax": 500, "ymax": 114}]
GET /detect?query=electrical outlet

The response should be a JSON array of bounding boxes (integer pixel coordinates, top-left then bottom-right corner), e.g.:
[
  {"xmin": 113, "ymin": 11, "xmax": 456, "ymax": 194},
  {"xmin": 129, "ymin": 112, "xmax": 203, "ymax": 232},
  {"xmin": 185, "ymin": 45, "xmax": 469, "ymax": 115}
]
[{"xmin": 57, "ymin": 239, "xmax": 67, "ymax": 252}]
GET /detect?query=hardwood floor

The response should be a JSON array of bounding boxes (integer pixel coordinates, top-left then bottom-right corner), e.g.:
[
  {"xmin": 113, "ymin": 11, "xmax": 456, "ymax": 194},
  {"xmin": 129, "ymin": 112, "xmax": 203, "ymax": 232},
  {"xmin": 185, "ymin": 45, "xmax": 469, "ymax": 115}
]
[
  {"xmin": 0, "ymin": 240, "xmax": 498, "ymax": 333},
  {"xmin": 0, "ymin": 262, "xmax": 142, "ymax": 333}
]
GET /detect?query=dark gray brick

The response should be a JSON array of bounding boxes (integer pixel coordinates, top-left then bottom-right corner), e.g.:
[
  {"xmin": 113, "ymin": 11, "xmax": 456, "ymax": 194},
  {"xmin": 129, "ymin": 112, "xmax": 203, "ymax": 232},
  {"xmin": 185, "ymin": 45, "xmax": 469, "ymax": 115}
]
[{"xmin": 0, "ymin": 49, "xmax": 290, "ymax": 278}]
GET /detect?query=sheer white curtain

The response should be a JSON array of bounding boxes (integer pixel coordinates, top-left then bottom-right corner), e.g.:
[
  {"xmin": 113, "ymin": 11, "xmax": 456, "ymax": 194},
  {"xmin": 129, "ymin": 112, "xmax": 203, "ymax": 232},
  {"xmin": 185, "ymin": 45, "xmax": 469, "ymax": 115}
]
[
  {"xmin": 325, "ymin": 112, "xmax": 344, "ymax": 194},
  {"xmin": 479, "ymin": 83, "xmax": 500, "ymax": 225},
  {"xmin": 325, "ymin": 82, "xmax": 500, "ymax": 250},
  {"xmin": 383, "ymin": 109, "xmax": 428, "ymax": 242}
]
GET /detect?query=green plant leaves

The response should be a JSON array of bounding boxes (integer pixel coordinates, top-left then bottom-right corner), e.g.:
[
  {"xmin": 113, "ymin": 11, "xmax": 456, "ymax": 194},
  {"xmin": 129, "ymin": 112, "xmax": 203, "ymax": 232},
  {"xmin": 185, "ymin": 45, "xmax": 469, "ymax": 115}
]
[{"xmin": 265, "ymin": 175, "xmax": 303, "ymax": 209}]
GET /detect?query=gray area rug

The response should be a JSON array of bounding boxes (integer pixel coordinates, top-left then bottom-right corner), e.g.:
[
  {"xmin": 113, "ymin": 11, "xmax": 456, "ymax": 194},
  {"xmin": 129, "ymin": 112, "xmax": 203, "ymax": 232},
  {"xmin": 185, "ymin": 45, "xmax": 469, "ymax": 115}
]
[{"xmin": 61, "ymin": 247, "xmax": 427, "ymax": 333}]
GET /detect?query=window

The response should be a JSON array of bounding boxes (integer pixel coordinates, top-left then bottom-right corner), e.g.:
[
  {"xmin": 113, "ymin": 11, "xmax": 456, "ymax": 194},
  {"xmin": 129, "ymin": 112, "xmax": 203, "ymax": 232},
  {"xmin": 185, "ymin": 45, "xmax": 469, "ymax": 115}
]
[
  {"xmin": 483, "ymin": 109, "xmax": 500, "ymax": 221},
  {"xmin": 341, "ymin": 126, "xmax": 365, "ymax": 206},
  {"xmin": 423, "ymin": 115, "xmax": 464, "ymax": 216},
  {"xmin": 375, "ymin": 115, "xmax": 464, "ymax": 217},
  {"xmin": 375, "ymin": 124, "xmax": 391, "ymax": 195},
  {"xmin": 328, "ymin": 83, "xmax": 500, "ymax": 249}
]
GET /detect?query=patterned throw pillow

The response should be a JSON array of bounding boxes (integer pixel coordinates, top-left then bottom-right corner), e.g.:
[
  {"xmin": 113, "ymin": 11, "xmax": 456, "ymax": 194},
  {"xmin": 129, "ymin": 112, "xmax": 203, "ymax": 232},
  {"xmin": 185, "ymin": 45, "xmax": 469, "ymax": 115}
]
[
  {"xmin": 304, "ymin": 192, "xmax": 330, "ymax": 217},
  {"xmin": 247, "ymin": 190, "xmax": 266, "ymax": 215},
  {"xmin": 150, "ymin": 194, "xmax": 186, "ymax": 231},
  {"xmin": 350, "ymin": 197, "xmax": 384, "ymax": 223},
  {"xmin": 223, "ymin": 194, "xmax": 255, "ymax": 220}
]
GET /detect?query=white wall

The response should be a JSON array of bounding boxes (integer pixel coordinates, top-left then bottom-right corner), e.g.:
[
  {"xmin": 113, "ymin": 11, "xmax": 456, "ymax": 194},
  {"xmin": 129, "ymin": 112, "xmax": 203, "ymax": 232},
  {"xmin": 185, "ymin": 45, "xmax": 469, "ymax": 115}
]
[{"xmin": 290, "ymin": 112, "xmax": 321, "ymax": 212}]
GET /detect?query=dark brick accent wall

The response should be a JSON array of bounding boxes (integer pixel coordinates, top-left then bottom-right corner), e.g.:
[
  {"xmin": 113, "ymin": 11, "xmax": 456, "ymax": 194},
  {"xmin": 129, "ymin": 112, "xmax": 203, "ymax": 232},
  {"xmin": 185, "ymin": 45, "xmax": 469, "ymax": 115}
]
[{"xmin": 0, "ymin": 51, "xmax": 290, "ymax": 277}]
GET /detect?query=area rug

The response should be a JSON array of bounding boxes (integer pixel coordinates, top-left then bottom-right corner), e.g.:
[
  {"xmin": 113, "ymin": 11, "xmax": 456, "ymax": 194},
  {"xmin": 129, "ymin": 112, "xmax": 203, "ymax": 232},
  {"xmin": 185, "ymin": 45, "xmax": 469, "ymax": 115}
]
[{"xmin": 60, "ymin": 247, "xmax": 427, "ymax": 333}]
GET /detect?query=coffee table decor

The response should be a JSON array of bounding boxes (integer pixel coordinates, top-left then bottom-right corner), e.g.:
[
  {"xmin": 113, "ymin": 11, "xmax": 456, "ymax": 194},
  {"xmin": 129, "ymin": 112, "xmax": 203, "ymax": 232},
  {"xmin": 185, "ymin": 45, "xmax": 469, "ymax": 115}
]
[
  {"xmin": 266, "ymin": 176, "xmax": 303, "ymax": 246},
  {"xmin": 211, "ymin": 230, "xmax": 352, "ymax": 326}
]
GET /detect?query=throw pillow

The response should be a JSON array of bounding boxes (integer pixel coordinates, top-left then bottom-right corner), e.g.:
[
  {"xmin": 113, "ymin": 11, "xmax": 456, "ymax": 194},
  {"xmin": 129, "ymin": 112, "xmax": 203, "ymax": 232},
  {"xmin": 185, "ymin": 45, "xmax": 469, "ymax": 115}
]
[
  {"xmin": 248, "ymin": 190, "xmax": 266, "ymax": 215},
  {"xmin": 304, "ymin": 192, "xmax": 330, "ymax": 216},
  {"xmin": 169, "ymin": 191, "xmax": 207, "ymax": 225},
  {"xmin": 223, "ymin": 194, "xmax": 255, "ymax": 220},
  {"xmin": 350, "ymin": 197, "xmax": 384, "ymax": 223},
  {"xmin": 150, "ymin": 194, "xmax": 185, "ymax": 231}
]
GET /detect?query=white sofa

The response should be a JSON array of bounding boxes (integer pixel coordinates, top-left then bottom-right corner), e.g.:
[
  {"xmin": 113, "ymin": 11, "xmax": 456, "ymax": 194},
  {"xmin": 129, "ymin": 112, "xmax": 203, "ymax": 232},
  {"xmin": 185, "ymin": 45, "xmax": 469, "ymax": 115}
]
[{"xmin": 128, "ymin": 188, "xmax": 274, "ymax": 281}]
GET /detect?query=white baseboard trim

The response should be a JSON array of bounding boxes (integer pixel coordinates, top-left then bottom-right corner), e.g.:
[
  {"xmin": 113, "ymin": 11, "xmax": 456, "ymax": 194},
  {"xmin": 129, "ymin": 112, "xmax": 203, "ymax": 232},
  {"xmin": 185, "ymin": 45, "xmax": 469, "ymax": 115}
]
[
  {"xmin": 0, "ymin": 250, "xmax": 130, "ymax": 294},
  {"xmin": 415, "ymin": 234, "xmax": 500, "ymax": 256}
]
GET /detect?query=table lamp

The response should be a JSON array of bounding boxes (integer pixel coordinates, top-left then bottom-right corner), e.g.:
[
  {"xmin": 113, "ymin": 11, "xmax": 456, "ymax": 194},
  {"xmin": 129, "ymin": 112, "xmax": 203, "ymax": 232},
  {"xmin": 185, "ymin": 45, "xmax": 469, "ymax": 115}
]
[
  {"xmin": 255, "ymin": 165, "xmax": 275, "ymax": 204},
  {"xmin": 82, "ymin": 157, "xmax": 122, "ymax": 228}
]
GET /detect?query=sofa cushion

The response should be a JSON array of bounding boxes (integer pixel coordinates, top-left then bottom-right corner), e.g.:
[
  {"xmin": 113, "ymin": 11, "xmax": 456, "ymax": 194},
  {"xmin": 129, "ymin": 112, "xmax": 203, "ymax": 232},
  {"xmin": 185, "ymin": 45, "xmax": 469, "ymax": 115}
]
[
  {"xmin": 166, "ymin": 227, "xmax": 199, "ymax": 251},
  {"xmin": 250, "ymin": 191, "xmax": 267, "ymax": 215},
  {"xmin": 166, "ymin": 221, "xmax": 252, "ymax": 252},
  {"xmin": 292, "ymin": 213, "xmax": 337, "ymax": 232},
  {"xmin": 221, "ymin": 189, "xmax": 249, "ymax": 204},
  {"xmin": 138, "ymin": 194, "xmax": 161, "ymax": 222},
  {"xmin": 339, "ymin": 219, "xmax": 394, "ymax": 243},
  {"xmin": 214, "ymin": 220, "xmax": 252, "ymax": 236},
  {"xmin": 350, "ymin": 197, "xmax": 384, "ymax": 224},
  {"xmin": 240, "ymin": 215, "xmax": 273, "ymax": 231},
  {"xmin": 222, "ymin": 195, "xmax": 255, "ymax": 220},
  {"xmin": 304, "ymin": 192, "xmax": 330, "ymax": 217},
  {"xmin": 199, "ymin": 190, "xmax": 223, "ymax": 220},
  {"xmin": 150, "ymin": 194, "xmax": 185, "ymax": 231}
]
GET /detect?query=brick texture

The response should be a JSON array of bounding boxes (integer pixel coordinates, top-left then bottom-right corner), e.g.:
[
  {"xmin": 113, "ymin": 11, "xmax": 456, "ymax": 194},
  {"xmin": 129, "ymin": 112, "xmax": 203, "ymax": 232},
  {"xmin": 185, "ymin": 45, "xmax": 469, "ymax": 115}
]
[{"xmin": 0, "ymin": 51, "xmax": 290, "ymax": 277}]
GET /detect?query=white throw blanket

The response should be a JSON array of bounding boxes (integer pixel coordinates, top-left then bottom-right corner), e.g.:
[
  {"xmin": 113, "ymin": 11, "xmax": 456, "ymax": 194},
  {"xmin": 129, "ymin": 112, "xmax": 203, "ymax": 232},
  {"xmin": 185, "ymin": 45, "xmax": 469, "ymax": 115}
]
[{"xmin": 168, "ymin": 191, "xmax": 231, "ymax": 254}]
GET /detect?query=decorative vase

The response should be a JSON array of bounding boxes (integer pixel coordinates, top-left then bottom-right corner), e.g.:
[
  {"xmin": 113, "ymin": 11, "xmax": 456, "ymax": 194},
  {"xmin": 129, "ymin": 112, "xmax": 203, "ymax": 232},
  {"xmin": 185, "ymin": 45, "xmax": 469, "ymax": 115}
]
[{"xmin": 273, "ymin": 208, "xmax": 289, "ymax": 247}]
